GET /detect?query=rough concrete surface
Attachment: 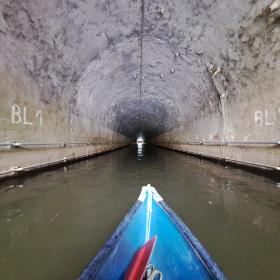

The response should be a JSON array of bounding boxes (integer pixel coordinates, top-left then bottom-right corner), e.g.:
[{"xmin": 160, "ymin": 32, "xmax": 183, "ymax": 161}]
[{"xmin": 0, "ymin": 0, "xmax": 279, "ymax": 174}]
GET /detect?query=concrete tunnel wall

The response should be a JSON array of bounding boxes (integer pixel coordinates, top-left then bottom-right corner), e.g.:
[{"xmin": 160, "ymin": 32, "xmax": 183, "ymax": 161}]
[{"xmin": 0, "ymin": 0, "xmax": 279, "ymax": 178}]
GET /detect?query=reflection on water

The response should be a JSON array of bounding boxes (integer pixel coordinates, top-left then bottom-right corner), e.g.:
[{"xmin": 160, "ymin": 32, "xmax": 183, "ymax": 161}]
[
  {"xmin": 137, "ymin": 143, "xmax": 144, "ymax": 159},
  {"xmin": 0, "ymin": 146, "xmax": 279, "ymax": 280}
]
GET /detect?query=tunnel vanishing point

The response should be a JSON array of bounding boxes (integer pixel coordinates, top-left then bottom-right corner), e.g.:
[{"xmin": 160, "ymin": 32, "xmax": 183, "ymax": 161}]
[{"xmin": 0, "ymin": 0, "xmax": 279, "ymax": 179}]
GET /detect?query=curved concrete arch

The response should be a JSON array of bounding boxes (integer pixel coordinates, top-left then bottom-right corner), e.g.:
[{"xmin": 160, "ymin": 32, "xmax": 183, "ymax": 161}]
[{"xmin": 73, "ymin": 35, "xmax": 221, "ymax": 140}]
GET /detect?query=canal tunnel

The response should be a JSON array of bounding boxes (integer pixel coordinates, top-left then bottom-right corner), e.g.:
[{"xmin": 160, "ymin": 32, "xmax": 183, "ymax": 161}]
[
  {"xmin": 0, "ymin": 1, "xmax": 280, "ymax": 280},
  {"xmin": 0, "ymin": 1, "xmax": 279, "ymax": 174}
]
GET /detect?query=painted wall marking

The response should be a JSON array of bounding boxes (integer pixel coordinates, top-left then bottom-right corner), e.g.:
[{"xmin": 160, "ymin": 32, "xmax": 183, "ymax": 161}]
[
  {"xmin": 243, "ymin": 133, "xmax": 251, "ymax": 141},
  {"xmin": 11, "ymin": 104, "xmax": 43, "ymax": 127},
  {"xmin": 11, "ymin": 104, "xmax": 21, "ymax": 124},
  {"xmin": 35, "ymin": 110, "xmax": 43, "ymax": 127},
  {"xmin": 255, "ymin": 109, "xmax": 277, "ymax": 127},
  {"xmin": 23, "ymin": 106, "xmax": 33, "ymax": 126}
]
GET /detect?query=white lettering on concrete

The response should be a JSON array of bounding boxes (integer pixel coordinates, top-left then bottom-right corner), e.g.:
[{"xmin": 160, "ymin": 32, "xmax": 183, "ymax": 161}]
[
  {"xmin": 35, "ymin": 110, "xmax": 43, "ymax": 127},
  {"xmin": 265, "ymin": 110, "xmax": 274, "ymax": 126},
  {"xmin": 23, "ymin": 106, "xmax": 33, "ymax": 125},
  {"xmin": 11, "ymin": 104, "xmax": 22, "ymax": 124},
  {"xmin": 255, "ymin": 110, "xmax": 263, "ymax": 127},
  {"xmin": 11, "ymin": 105, "xmax": 43, "ymax": 127},
  {"xmin": 243, "ymin": 133, "xmax": 251, "ymax": 141},
  {"xmin": 255, "ymin": 109, "xmax": 277, "ymax": 127}
]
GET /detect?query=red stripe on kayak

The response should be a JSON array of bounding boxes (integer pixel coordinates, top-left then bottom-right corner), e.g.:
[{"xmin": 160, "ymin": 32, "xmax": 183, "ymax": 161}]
[{"xmin": 124, "ymin": 236, "xmax": 157, "ymax": 280}]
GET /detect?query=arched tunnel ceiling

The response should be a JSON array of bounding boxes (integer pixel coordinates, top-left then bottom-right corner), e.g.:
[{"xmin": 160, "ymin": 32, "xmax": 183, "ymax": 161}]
[
  {"xmin": 1, "ymin": 0, "xmax": 279, "ymax": 142},
  {"xmin": 70, "ymin": 0, "xmax": 228, "ymax": 140},
  {"xmin": 75, "ymin": 37, "xmax": 220, "ymax": 139}
]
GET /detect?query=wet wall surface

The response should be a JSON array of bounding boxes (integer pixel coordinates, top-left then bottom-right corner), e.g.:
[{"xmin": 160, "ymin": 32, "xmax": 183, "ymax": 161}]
[{"xmin": 0, "ymin": 146, "xmax": 279, "ymax": 280}]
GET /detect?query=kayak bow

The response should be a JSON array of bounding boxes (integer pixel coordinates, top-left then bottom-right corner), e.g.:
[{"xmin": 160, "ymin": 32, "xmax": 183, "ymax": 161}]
[{"xmin": 79, "ymin": 184, "xmax": 227, "ymax": 280}]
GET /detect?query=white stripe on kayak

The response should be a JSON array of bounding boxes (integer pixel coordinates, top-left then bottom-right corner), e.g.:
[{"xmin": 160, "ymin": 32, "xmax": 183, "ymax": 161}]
[
  {"xmin": 145, "ymin": 187, "xmax": 152, "ymax": 242},
  {"xmin": 138, "ymin": 184, "xmax": 163, "ymax": 242}
]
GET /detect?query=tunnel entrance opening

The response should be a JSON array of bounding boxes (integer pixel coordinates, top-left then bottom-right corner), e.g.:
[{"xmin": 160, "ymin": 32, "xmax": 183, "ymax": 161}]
[
  {"xmin": 137, "ymin": 136, "xmax": 145, "ymax": 158},
  {"xmin": 137, "ymin": 136, "xmax": 144, "ymax": 144}
]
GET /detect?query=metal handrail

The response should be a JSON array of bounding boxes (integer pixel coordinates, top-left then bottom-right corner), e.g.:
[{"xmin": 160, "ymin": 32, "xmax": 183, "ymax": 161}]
[
  {"xmin": 161, "ymin": 141, "xmax": 280, "ymax": 146},
  {"xmin": 0, "ymin": 142, "xmax": 125, "ymax": 148},
  {"xmin": 0, "ymin": 142, "xmax": 88, "ymax": 148},
  {"xmin": 1, "ymin": 140, "xmax": 279, "ymax": 148}
]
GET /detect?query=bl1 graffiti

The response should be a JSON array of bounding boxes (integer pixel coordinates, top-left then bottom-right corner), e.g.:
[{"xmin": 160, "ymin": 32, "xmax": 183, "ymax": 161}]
[{"xmin": 11, "ymin": 104, "xmax": 43, "ymax": 127}]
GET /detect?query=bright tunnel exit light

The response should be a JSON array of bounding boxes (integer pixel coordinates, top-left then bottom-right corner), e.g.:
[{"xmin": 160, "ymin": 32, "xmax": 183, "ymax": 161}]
[{"xmin": 137, "ymin": 136, "xmax": 144, "ymax": 144}]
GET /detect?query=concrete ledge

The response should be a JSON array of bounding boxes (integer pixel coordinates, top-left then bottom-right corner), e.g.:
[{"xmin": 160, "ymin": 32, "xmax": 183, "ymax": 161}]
[
  {"xmin": 153, "ymin": 142, "xmax": 280, "ymax": 177},
  {"xmin": 0, "ymin": 143, "xmax": 130, "ymax": 181}
]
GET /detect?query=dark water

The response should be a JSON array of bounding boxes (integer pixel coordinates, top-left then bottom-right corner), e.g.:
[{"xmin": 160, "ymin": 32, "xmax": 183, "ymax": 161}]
[{"xmin": 0, "ymin": 145, "xmax": 279, "ymax": 280}]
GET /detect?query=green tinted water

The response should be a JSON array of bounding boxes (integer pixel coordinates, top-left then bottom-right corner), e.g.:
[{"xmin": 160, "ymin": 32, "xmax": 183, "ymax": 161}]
[{"xmin": 0, "ymin": 146, "xmax": 279, "ymax": 279}]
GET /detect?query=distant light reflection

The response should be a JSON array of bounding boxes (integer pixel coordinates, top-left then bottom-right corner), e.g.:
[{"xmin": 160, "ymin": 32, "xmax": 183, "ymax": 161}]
[{"xmin": 137, "ymin": 137, "xmax": 144, "ymax": 158}]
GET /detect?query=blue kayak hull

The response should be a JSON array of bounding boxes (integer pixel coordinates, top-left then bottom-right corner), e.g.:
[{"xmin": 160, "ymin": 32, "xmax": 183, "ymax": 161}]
[{"xmin": 79, "ymin": 185, "xmax": 227, "ymax": 280}]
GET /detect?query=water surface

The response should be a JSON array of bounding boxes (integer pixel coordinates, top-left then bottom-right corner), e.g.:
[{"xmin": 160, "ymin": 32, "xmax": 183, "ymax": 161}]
[{"xmin": 0, "ymin": 145, "xmax": 279, "ymax": 279}]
